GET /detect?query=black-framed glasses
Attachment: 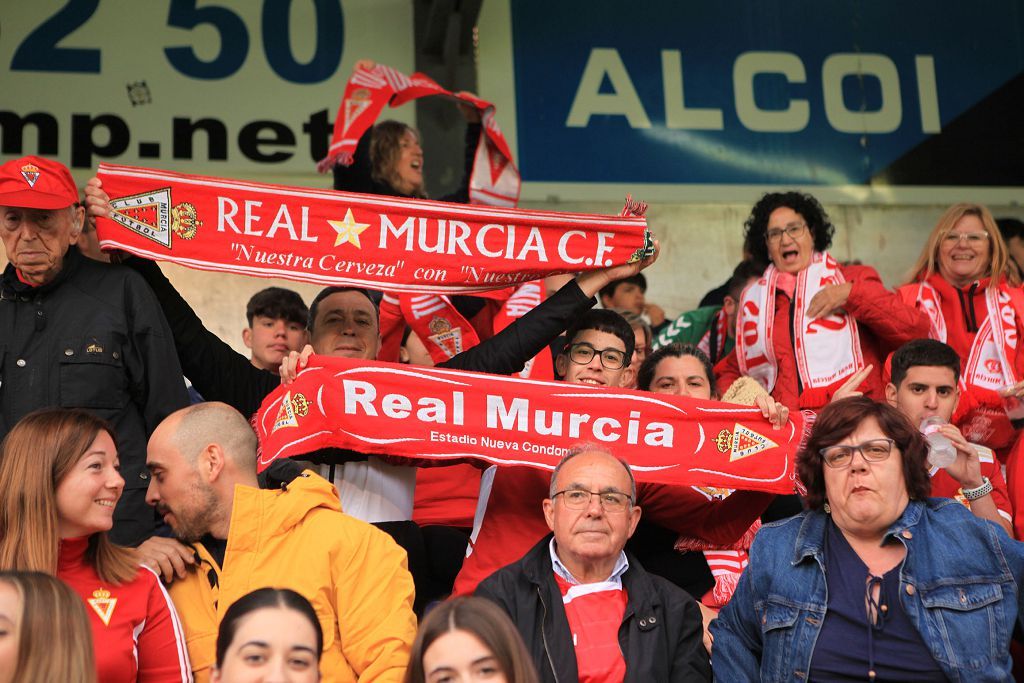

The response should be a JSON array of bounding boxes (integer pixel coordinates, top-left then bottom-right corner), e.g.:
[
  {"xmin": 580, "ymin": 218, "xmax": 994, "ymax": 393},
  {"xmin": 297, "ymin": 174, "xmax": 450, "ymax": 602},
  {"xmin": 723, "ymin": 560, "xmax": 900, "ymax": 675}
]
[
  {"xmin": 766, "ymin": 222, "xmax": 808, "ymax": 244},
  {"xmin": 819, "ymin": 438, "xmax": 895, "ymax": 469},
  {"xmin": 553, "ymin": 488, "xmax": 633, "ymax": 512},
  {"xmin": 563, "ymin": 342, "xmax": 627, "ymax": 370}
]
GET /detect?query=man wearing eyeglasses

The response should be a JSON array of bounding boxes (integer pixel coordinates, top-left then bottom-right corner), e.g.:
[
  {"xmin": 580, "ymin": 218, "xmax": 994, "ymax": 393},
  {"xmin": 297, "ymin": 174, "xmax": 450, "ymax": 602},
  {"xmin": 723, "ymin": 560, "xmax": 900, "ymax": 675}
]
[
  {"xmin": 454, "ymin": 309, "xmax": 775, "ymax": 598},
  {"xmin": 477, "ymin": 446, "xmax": 712, "ymax": 682}
]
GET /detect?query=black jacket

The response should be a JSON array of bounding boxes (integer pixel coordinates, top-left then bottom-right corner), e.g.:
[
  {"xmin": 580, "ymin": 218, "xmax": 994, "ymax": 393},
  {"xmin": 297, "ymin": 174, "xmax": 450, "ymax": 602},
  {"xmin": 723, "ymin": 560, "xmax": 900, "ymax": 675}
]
[
  {"xmin": 0, "ymin": 247, "xmax": 189, "ymax": 545},
  {"xmin": 476, "ymin": 535, "xmax": 712, "ymax": 683},
  {"xmin": 332, "ymin": 122, "xmax": 481, "ymax": 204},
  {"xmin": 125, "ymin": 256, "xmax": 595, "ymax": 419}
]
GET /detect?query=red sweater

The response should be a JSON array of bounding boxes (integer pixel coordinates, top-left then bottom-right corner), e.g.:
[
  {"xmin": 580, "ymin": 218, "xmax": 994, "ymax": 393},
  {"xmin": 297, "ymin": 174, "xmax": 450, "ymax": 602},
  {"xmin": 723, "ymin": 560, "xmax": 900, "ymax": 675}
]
[
  {"xmin": 717, "ymin": 264, "xmax": 930, "ymax": 411},
  {"xmin": 57, "ymin": 537, "xmax": 192, "ymax": 683}
]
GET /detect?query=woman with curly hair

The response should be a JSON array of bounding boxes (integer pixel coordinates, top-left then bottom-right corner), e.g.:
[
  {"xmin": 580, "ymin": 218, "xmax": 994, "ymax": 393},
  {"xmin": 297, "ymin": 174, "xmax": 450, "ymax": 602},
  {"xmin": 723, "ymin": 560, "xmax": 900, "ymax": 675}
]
[{"xmin": 715, "ymin": 191, "xmax": 929, "ymax": 411}]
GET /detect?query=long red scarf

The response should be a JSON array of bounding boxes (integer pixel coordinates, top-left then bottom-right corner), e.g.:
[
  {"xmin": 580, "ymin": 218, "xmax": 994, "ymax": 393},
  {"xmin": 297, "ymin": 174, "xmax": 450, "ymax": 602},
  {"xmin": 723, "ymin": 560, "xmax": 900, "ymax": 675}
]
[
  {"xmin": 95, "ymin": 163, "xmax": 651, "ymax": 294},
  {"xmin": 737, "ymin": 252, "xmax": 863, "ymax": 392},
  {"xmin": 255, "ymin": 356, "xmax": 800, "ymax": 493},
  {"xmin": 905, "ymin": 276, "xmax": 1024, "ymax": 447},
  {"xmin": 317, "ymin": 62, "xmax": 520, "ymax": 207}
]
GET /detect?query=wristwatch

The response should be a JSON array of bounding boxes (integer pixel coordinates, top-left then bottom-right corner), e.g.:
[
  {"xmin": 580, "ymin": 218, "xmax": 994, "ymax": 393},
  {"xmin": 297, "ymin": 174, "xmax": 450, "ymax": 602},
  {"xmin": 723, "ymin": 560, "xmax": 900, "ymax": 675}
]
[{"xmin": 962, "ymin": 477, "xmax": 993, "ymax": 502}]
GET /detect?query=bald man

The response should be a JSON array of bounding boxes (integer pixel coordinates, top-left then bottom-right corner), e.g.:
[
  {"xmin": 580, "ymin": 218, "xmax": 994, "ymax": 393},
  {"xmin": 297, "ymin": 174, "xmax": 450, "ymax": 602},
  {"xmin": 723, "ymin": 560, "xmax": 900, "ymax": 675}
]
[{"xmin": 145, "ymin": 402, "xmax": 415, "ymax": 683}]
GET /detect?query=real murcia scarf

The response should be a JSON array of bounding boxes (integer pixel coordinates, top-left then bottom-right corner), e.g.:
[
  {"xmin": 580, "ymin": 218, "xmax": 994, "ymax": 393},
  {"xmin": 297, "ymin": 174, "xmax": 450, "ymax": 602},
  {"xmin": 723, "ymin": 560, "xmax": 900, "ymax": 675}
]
[
  {"xmin": 737, "ymin": 252, "xmax": 864, "ymax": 393},
  {"xmin": 912, "ymin": 281, "xmax": 1019, "ymax": 393},
  {"xmin": 910, "ymin": 280, "xmax": 1021, "ymax": 446},
  {"xmin": 95, "ymin": 163, "xmax": 651, "ymax": 294},
  {"xmin": 256, "ymin": 356, "xmax": 800, "ymax": 494},
  {"xmin": 317, "ymin": 62, "xmax": 520, "ymax": 207}
]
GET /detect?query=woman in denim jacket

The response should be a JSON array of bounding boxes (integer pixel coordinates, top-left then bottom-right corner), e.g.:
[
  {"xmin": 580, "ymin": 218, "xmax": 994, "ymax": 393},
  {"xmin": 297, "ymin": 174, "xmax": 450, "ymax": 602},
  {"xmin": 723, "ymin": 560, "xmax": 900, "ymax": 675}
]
[{"xmin": 711, "ymin": 397, "xmax": 1024, "ymax": 682}]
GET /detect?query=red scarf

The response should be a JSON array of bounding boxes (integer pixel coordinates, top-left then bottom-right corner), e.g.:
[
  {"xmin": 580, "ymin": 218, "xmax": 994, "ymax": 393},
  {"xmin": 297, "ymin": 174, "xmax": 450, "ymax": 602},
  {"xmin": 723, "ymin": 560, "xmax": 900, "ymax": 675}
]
[
  {"xmin": 317, "ymin": 62, "xmax": 520, "ymax": 207},
  {"xmin": 96, "ymin": 164, "xmax": 651, "ymax": 294},
  {"xmin": 904, "ymin": 274, "xmax": 1024, "ymax": 447},
  {"xmin": 491, "ymin": 281, "xmax": 554, "ymax": 380},
  {"xmin": 256, "ymin": 356, "xmax": 800, "ymax": 493},
  {"xmin": 737, "ymin": 252, "xmax": 863, "ymax": 392}
]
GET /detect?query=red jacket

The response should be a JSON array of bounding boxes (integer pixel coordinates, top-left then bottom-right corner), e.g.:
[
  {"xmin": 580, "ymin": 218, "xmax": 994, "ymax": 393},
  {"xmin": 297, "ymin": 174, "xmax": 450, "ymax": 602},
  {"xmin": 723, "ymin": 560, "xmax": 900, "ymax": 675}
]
[
  {"xmin": 898, "ymin": 274, "xmax": 1024, "ymax": 452},
  {"xmin": 58, "ymin": 537, "xmax": 191, "ymax": 683},
  {"xmin": 453, "ymin": 466, "xmax": 773, "ymax": 595},
  {"xmin": 716, "ymin": 264, "xmax": 930, "ymax": 411}
]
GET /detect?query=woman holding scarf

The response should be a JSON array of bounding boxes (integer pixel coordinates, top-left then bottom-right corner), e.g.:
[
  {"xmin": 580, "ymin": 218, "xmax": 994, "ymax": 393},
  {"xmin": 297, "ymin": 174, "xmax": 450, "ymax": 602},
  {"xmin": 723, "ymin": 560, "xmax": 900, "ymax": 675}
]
[
  {"xmin": 899, "ymin": 203, "xmax": 1024, "ymax": 456},
  {"xmin": 715, "ymin": 191, "xmax": 929, "ymax": 411}
]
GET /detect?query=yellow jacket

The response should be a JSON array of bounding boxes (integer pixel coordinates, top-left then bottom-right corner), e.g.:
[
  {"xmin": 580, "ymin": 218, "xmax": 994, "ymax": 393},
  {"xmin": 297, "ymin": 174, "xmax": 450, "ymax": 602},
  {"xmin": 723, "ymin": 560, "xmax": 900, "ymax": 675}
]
[{"xmin": 169, "ymin": 471, "xmax": 416, "ymax": 682}]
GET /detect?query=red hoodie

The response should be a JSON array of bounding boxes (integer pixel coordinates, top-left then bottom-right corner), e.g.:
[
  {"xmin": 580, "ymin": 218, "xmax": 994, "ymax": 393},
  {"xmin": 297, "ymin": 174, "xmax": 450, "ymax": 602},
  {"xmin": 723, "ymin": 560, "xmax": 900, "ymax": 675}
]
[{"xmin": 58, "ymin": 537, "xmax": 191, "ymax": 682}]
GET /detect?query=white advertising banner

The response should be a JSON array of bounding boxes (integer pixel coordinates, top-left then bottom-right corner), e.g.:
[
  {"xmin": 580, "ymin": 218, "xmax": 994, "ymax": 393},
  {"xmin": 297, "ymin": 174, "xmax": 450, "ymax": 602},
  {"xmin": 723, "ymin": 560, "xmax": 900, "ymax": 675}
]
[{"xmin": 0, "ymin": 0, "xmax": 415, "ymax": 186}]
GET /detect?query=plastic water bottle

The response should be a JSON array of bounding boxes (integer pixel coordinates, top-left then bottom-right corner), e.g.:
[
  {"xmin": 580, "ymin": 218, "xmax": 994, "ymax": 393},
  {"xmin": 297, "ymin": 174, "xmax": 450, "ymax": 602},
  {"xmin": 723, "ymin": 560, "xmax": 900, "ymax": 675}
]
[{"xmin": 920, "ymin": 416, "xmax": 956, "ymax": 468}]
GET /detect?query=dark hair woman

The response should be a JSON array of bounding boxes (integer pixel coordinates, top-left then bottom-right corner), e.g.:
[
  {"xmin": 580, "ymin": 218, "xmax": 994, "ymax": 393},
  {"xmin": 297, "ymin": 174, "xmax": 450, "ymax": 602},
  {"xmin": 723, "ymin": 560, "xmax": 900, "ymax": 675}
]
[
  {"xmin": 716, "ymin": 191, "xmax": 930, "ymax": 412},
  {"xmin": 713, "ymin": 396, "xmax": 1024, "ymax": 681}
]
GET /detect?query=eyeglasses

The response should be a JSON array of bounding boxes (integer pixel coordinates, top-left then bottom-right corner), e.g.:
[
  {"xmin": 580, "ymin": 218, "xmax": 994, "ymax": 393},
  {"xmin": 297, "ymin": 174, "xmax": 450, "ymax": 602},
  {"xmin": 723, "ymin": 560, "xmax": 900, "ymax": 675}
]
[
  {"xmin": 563, "ymin": 342, "xmax": 627, "ymax": 370},
  {"xmin": 819, "ymin": 438, "xmax": 895, "ymax": 469},
  {"xmin": 766, "ymin": 223, "xmax": 808, "ymax": 244},
  {"xmin": 553, "ymin": 488, "xmax": 633, "ymax": 512},
  {"xmin": 943, "ymin": 231, "xmax": 989, "ymax": 246}
]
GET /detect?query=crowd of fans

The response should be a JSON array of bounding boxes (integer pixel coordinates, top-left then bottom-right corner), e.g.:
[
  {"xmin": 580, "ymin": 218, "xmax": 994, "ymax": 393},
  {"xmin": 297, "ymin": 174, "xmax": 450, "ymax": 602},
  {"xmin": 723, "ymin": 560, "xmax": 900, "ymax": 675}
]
[{"xmin": 2, "ymin": 106, "xmax": 1024, "ymax": 683}]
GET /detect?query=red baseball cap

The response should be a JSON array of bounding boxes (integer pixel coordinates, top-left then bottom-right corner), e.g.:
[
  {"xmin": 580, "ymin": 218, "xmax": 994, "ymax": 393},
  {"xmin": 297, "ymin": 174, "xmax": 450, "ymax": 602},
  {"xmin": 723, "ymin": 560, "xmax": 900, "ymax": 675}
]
[{"xmin": 0, "ymin": 156, "xmax": 79, "ymax": 210}]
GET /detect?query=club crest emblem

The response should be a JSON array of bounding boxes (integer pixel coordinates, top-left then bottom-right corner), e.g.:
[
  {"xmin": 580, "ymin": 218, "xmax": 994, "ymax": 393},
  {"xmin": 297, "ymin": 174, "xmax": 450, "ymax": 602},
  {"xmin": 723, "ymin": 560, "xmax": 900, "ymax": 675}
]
[
  {"xmin": 714, "ymin": 424, "xmax": 778, "ymax": 462},
  {"xmin": 343, "ymin": 88, "xmax": 374, "ymax": 135},
  {"xmin": 109, "ymin": 189, "xmax": 202, "ymax": 249},
  {"xmin": 427, "ymin": 317, "xmax": 464, "ymax": 359},
  {"xmin": 20, "ymin": 164, "xmax": 39, "ymax": 188},
  {"xmin": 272, "ymin": 392, "xmax": 311, "ymax": 432},
  {"xmin": 87, "ymin": 588, "xmax": 117, "ymax": 626}
]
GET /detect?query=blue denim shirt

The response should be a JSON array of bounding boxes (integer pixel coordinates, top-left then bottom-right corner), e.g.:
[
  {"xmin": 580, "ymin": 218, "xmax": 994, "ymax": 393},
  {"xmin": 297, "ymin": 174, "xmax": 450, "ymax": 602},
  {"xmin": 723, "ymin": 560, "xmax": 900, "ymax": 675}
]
[{"xmin": 711, "ymin": 499, "xmax": 1024, "ymax": 682}]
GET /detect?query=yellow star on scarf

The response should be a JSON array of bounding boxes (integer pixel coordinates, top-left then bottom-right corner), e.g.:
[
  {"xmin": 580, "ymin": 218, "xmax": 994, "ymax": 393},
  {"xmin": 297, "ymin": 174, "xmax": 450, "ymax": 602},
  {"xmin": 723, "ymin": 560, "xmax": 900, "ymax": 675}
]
[{"xmin": 328, "ymin": 209, "xmax": 371, "ymax": 248}]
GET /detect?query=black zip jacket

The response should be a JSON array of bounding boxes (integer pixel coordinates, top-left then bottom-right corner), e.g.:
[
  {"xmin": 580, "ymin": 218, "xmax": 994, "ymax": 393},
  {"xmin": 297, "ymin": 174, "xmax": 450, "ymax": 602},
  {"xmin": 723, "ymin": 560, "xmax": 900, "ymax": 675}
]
[
  {"xmin": 0, "ymin": 246, "xmax": 189, "ymax": 545},
  {"xmin": 476, "ymin": 535, "xmax": 712, "ymax": 683}
]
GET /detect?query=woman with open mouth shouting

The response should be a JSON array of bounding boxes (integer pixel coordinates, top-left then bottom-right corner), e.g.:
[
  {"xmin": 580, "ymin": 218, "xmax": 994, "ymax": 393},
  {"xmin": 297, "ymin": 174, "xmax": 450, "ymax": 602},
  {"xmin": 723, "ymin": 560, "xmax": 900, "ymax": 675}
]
[
  {"xmin": 716, "ymin": 191, "xmax": 929, "ymax": 413},
  {"xmin": 899, "ymin": 203, "xmax": 1024, "ymax": 456},
  {"xmin": 0, "ymin": 408, "xmax": 191, "ymax": 682}
]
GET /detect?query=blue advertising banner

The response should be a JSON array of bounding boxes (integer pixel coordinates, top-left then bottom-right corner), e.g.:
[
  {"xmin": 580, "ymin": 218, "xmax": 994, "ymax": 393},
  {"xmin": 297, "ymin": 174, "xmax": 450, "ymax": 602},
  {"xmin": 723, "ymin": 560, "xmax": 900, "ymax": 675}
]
[{"xmin": 504, "ymin": 0, "xmax": 1024, "ymax": 191}]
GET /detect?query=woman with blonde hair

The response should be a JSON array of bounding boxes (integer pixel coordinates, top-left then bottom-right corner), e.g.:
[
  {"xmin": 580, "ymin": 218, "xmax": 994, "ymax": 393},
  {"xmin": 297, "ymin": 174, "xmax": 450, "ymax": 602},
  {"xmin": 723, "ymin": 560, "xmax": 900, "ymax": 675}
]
[
  {"xmin": 0, "ymin": 570, "xmax": 96, "ymax": 683},
  {"xmin": 899, "ymin": 202, "xmax": 1024, "ymax": 454},
  {"xmin": 0, "ymin": 408, "xmax": 191, "ymax": 682}
]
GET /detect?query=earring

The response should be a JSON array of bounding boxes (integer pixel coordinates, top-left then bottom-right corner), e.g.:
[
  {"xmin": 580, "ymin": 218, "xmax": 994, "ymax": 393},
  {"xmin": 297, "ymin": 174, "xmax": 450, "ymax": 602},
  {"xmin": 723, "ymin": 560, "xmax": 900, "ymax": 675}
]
[{"xmin": 823, "ymin": 502, "xmax": 831, "ymax": 514}]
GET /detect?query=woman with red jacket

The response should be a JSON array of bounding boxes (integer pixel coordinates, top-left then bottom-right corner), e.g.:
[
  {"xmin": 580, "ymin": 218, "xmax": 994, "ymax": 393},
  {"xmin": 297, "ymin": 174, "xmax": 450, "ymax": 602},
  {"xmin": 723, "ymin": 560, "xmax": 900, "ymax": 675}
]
[
  {"xmin": 716, "ymin": 191, "xmax": 930, "ymax": 410},
  {"xmin": 899, "ymin": 203, "xmax": 1024, "ymax": 455},
  {"xmin": 0, "ymin": 408, "xmax": 191, "ymax": 682}
]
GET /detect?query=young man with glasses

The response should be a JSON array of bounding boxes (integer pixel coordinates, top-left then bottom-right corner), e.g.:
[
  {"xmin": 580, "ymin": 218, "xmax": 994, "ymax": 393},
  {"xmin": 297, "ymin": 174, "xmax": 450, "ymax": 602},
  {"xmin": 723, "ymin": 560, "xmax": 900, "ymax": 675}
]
[
  {"xmin": 453, "ymin": 309, "xmax": 775, "ymax": 596},
  {"xmin": 477, "ymin": 446, "xmax": 711, "ymax": 682}
]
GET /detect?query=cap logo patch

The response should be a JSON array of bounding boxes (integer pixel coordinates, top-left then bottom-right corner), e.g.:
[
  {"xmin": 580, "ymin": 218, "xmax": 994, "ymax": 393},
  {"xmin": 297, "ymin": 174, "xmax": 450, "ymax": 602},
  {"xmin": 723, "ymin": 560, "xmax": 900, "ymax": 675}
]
[{"xmin": 20, "ymin": 164, "xmax": 40, "ymax": 188}]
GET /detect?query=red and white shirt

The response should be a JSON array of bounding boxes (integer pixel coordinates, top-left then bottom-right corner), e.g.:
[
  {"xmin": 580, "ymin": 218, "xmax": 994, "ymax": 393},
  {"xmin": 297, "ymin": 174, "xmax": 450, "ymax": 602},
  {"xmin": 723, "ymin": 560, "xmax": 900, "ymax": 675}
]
[
  {"xmin": 550, "ymin": 540, "xmax": 628, "ymax": 683},
  {"xmin": 58, "ymin": 537, "xmax": 192, "ymax": 683}
]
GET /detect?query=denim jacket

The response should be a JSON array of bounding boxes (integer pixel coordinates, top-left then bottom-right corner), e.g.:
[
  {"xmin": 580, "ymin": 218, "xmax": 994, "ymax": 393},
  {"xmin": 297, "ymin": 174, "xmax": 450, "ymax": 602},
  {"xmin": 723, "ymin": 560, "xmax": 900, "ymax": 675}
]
[{"xmin": 711, "ymin": 499, "xmax": 1024, "ymax": 682}]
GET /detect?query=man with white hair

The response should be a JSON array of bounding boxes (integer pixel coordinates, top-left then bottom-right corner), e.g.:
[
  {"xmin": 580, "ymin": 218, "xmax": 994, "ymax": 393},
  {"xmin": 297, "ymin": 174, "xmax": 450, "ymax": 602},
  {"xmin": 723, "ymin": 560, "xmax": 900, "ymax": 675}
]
[
  {"xmin": 477, "ymin": 446, "xmax": 711, "ymax": 682},
  {"xmin": 0, "ymin": 155, "xmax": 188, "ymax": 545}
]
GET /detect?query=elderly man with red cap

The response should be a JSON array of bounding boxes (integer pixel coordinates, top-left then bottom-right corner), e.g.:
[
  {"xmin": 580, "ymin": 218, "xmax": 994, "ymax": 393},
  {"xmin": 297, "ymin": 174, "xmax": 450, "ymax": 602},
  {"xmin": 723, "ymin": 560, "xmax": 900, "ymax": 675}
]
[{"xmin": 0, "ymin": 156, "xmax": 189, "ymax": 545}]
